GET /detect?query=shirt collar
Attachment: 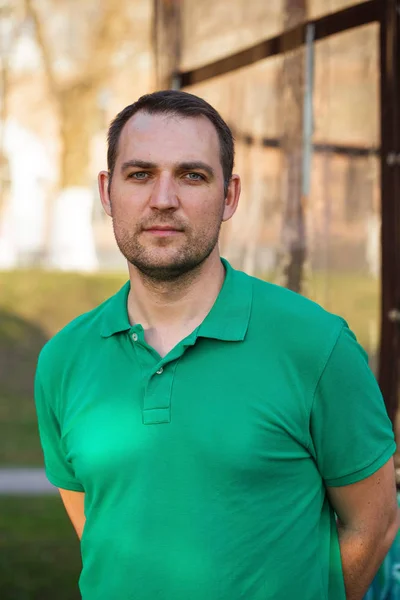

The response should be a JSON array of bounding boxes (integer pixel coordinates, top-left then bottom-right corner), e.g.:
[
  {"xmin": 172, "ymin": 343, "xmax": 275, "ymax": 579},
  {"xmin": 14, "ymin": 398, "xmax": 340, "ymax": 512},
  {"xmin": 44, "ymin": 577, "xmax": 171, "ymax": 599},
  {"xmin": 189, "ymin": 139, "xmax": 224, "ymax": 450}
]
[
  {"xmin": 100, "ymin": 258, "xmax": 253, "ymax": 342},
  {"xmin": 197, "ymin": 258, "xmax": 252, "ymax": 342},
  {"xmin": 100, "ymin": 281, "xmax": 131, "ymax": 338}
]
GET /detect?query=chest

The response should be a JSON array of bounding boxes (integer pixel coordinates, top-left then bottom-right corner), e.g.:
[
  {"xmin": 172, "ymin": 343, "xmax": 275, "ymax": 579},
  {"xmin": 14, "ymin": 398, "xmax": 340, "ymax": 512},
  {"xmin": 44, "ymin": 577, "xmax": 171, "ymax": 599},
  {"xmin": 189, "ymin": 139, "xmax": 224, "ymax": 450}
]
[{"xmin": 59, "ymin": 338, "xmax": 312, "ymax": 493}]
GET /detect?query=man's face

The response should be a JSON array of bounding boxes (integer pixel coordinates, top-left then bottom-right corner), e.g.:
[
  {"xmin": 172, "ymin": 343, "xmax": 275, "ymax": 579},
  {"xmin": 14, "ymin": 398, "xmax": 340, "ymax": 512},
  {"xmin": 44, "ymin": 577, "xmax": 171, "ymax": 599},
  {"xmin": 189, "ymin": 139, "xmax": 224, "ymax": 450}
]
[{"xmin": 100, "ymin": 111, "xmax": 239, "ymax": 281}]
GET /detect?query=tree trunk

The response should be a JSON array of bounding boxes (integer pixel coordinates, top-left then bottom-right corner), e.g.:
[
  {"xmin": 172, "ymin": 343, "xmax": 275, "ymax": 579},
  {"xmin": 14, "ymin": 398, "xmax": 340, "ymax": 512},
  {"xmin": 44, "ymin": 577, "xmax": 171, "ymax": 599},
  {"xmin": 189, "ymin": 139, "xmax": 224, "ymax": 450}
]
[
  {"xmin": 278, "ymin": 0, "xmax": 307, "ymax": 293},
  {"xmin": 25, "ymin": 0, "xmax": 135, "ymax": 270},
  {"xmin": 59, "ymin": 83, "xmax": 99, "ymax": 188},
  {"xmin": 0, "ymin": 6, "xmax": 22, "ymax": 267},
  {"xmin": 46, "ymin": 82, "xmax": 100, "ymax": 271},
  {"xmin": 0, "ymin": 59, "xmax": 9, "ymax": 218}
]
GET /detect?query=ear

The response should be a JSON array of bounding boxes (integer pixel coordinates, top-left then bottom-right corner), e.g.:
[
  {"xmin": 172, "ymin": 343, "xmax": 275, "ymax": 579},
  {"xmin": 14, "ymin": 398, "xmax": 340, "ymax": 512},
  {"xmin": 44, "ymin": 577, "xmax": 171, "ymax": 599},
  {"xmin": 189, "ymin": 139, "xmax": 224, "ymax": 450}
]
[
  {"xmin": 222, "ymin": 174, "xmax": 241, "ymax": 222},
  {"xmin": 98, "ymin": 171, "xmax": 112, "ymax": 217}
]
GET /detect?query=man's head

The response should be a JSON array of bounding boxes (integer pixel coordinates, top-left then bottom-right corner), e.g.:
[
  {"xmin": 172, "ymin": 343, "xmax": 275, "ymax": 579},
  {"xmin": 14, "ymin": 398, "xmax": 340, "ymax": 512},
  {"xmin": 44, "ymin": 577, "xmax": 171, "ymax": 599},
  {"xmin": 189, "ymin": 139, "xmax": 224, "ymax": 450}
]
[{"xmin": 98, "ymin": 90, "xmax": 241, "ymax": 281}]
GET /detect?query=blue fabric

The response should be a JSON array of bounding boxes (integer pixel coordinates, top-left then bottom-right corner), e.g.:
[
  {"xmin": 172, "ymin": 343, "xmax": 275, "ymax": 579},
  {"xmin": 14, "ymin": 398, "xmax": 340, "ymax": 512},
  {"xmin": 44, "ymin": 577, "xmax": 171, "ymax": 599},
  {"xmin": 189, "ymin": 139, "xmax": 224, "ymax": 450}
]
[{"xmin": 364, "ymin": 494, "xmax": 400, "ymax": 600}]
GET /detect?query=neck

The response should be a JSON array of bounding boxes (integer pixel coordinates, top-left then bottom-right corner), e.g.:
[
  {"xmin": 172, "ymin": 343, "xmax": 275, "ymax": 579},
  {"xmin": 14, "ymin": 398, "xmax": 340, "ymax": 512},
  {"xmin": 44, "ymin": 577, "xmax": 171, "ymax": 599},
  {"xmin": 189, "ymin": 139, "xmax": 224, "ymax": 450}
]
[{"xmin": 126, "ymin": 249, "xmax": 225, "ymax": 333}]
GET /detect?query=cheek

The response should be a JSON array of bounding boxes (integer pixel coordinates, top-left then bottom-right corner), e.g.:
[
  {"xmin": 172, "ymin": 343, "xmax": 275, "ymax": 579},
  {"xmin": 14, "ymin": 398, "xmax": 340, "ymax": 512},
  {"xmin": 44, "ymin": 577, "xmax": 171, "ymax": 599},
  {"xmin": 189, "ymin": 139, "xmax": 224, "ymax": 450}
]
[
  {"xmin": 186, "ymin": 192, "xmax": 224, "ymax": 222},
  {"xmin": 199, "ymin": 196, "xmax": 225, "ymax": 227},
  {"xmin": 111, "ymin": 193, "xmax": 141, "ymax": 221}
]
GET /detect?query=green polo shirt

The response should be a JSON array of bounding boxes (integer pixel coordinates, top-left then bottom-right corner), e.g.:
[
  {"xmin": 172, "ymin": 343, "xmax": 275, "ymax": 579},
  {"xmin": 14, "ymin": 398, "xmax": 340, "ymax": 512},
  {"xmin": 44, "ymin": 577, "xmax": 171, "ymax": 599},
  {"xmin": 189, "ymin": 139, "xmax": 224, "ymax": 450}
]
[{"xmin": 34, "ymin": 259, "xmax": 395, "ymax": 600}]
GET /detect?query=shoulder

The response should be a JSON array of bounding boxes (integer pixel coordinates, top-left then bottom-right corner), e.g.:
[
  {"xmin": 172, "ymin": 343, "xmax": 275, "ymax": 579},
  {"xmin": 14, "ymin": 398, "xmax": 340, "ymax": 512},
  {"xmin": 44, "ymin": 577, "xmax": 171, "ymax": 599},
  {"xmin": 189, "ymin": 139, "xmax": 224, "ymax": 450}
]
[
  {"xmin": 245, "ymin": 272, "xmax": 346, "ymax": 362},
  {"xmin": 249, "ymin": 272, "xmax": 342, "ymax": 325},
  {"xmin": 36, "ymin": 291, "xmax": 118, "ymax": 379}
]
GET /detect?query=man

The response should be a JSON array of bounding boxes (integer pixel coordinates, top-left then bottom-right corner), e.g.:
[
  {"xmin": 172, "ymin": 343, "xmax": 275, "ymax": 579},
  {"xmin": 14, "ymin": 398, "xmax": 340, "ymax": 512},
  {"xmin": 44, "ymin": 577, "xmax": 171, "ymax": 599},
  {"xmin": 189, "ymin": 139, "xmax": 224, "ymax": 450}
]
[{"xmin": 34, "ymin": 90, "xmax": 398, "ymax": 600}]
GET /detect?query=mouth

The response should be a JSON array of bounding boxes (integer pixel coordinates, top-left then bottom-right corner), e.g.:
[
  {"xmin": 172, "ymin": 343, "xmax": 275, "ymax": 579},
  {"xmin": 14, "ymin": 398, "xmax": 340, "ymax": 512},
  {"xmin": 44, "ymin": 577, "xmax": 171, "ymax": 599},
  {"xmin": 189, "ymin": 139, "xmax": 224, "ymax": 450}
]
[{"xmin": 143, "ymin": 226, "xmax": 183, "ymax": 237}]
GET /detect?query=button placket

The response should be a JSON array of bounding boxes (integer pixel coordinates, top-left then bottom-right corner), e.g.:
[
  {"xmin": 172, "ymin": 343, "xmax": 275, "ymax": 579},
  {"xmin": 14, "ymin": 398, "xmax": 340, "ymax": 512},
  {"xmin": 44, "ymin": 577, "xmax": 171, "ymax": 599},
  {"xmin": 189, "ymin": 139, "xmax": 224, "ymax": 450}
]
[{"xmin": 142, "ymin": 361, "xmax": 179, "ymax": 425}]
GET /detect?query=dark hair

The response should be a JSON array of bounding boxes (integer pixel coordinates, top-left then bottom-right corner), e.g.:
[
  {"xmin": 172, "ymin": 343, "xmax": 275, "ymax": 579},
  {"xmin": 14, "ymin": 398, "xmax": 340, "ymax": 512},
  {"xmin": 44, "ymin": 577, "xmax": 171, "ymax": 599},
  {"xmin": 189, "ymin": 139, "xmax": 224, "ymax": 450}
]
[{"xmin": 107, "ymin": 90, "xmax": 234, "ymax": 195}]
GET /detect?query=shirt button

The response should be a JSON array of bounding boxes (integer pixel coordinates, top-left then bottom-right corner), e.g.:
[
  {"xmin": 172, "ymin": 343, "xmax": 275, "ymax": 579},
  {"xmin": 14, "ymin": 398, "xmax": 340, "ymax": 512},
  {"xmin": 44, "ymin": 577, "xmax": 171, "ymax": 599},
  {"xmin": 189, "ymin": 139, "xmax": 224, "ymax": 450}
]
[
  {"xmin": 131, "ymin": 333, "xmax": 138, "ymax": 341},
  {"xmin": 156, "ymin": 367, "xmax": 164, "ymax": 375}
]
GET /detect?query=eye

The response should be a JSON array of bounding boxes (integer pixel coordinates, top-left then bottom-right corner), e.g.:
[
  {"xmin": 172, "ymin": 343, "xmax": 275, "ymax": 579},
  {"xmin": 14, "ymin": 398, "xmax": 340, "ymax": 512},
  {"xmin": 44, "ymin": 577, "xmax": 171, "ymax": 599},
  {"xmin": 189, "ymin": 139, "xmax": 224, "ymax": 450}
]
[
  {"xmin": 128, "ymin": 172, "xmax": 149, "ymax": 180},
  {"xmin": 185, "ymin": 172, "xmax": 205, "ymax": 181}
]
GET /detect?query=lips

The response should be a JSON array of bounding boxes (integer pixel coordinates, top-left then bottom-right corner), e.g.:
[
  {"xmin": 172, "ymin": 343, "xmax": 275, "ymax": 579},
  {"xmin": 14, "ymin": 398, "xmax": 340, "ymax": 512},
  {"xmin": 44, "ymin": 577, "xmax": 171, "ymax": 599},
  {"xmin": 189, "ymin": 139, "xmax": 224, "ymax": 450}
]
[
  {"xmin": 145, "ymin": 226, "xmax": 180, "ymax": 231},
  {"xmin": 142, "ymin": 225, "xmax": 184, "ymax": 237},
  {"xmin": 143, "ymin": 224, "xmax": 184, "ymax": 232}
]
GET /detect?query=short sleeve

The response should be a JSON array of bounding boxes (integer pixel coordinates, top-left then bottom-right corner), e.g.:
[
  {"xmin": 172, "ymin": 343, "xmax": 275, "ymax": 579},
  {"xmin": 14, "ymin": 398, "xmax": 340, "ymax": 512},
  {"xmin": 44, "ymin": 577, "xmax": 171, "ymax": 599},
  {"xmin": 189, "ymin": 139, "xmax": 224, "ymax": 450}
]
[
  {"xmin": 309, "ymin": 323, "xmax": 396, "ymax": 487},
  {"xmin": 34, "ymin": 361, "xmax": 84, "ymax": 492}
]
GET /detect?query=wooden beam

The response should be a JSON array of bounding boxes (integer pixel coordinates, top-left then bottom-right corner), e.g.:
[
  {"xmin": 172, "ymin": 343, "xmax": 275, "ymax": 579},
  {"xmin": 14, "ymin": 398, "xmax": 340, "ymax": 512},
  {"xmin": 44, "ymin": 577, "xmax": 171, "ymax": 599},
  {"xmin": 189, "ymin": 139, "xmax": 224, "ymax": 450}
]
[{"xmin": 180, "ymin": 0, "xmax": 380, "ymax": 87}]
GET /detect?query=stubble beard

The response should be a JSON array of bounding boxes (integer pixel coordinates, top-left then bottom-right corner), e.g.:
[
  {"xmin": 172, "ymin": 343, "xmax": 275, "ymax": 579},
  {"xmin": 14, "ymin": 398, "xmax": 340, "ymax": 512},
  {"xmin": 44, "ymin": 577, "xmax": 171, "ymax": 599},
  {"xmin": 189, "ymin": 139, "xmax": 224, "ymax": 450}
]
[{"xmin": 112, "ymin": 218, "xmax": 223, "ymax": 283}]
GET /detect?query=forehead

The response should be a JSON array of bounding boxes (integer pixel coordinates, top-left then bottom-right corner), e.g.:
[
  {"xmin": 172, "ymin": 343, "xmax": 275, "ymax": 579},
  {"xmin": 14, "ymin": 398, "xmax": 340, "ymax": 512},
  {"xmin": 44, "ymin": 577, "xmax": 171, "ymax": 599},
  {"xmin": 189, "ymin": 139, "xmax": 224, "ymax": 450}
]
[{"xmin": 116, "ymin": 111, "xmax": 221, "ymax": 166}]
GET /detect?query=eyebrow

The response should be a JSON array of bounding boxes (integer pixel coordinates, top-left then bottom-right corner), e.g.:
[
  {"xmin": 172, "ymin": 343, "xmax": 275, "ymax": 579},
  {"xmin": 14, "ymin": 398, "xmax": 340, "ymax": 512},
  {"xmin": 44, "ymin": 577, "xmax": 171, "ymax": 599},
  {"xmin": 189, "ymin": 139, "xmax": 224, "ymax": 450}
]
[
  {"xmin": 121, "ymin": 160, "xmax": 157, "ymax": 171},
  {"xmin": 121, "ymin": 159, "xmax": 215, "ymax": 178}
]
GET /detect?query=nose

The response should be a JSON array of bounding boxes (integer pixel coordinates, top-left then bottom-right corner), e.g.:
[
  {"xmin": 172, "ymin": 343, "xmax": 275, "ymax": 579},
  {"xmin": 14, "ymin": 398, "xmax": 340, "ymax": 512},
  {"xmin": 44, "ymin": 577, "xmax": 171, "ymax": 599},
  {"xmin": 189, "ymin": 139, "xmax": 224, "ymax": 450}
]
[{"xmin": 149, "ymin": 173, "xmax": 179, "ymax": 211}]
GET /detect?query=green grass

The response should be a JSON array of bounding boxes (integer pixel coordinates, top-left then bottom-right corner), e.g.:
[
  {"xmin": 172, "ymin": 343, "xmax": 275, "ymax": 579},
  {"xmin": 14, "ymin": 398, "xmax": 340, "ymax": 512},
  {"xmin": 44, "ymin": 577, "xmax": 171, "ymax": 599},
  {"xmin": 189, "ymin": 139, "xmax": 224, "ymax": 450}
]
[
  {"xmin": 0, "ymin": 395, "xmax": 44, "ymax": 465},
  {"xmin": 0, "ymin": 269, "xmax": 127, "ymax": 339},
  {"xmin": 0, "ymin": 268, "xmax": 379, "ymax": 466},
  {"xmin": 0, "ymin": 496, "xmax": 81, "ymax": 600},
  {"xmin": 0, "ymin": 270, "xmax": 126, "ymax": 466}
]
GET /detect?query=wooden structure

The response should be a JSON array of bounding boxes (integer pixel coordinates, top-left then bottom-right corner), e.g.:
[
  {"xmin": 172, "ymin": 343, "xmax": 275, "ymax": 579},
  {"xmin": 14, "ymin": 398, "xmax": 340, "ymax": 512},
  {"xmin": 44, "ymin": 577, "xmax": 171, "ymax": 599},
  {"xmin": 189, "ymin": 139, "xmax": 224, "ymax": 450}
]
[{"xmin": 154, "ymin": 0, "xmax": 400, "ymax": 429}]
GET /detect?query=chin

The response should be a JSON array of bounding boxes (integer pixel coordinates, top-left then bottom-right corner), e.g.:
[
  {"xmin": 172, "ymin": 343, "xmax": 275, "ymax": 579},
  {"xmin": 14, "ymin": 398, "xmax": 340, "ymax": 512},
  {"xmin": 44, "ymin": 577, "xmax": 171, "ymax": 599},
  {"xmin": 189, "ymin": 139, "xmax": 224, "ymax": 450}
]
[{"xmin": 128, "ymin": 253, "xmax": 209, "ymax": 282}]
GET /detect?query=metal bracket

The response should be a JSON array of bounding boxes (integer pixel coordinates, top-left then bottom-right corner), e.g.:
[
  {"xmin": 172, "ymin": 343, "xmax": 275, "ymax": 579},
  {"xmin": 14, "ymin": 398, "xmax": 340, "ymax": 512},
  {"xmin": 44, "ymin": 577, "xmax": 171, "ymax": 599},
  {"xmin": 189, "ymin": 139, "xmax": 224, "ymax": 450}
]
[
  {"xmin": 388, "ymin": 309, "xmax": 400, "ymax": 323},
  {"xmin": 386, "ymin": 152, "xmax": 400, "ymax": 166}
]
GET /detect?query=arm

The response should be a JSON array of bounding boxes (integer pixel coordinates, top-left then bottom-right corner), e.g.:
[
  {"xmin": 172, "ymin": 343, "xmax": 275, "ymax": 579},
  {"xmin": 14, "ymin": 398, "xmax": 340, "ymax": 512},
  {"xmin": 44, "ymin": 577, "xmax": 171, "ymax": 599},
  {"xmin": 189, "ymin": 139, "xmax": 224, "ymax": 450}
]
[
  {"xmin": 34, "ymin": 361, "xmax": 86, "ymax": 536},
  {"xmin": 327, "ymin": 457, "xmax": 399, "ymax": 600},
  {"xmin": 59, "ymin": 488, "xmax": 86, "ymax": 540}
]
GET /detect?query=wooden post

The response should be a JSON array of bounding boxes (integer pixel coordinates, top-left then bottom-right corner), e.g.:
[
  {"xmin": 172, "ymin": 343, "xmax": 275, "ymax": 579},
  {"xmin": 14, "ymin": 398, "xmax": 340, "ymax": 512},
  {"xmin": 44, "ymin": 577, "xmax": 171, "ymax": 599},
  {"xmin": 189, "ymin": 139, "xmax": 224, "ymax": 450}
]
[
  {"xmin": 379, "ymin": 0, "xmax": 400, "ymax": 432},
  {"xmin": 278, "ymin": 0, "xmax": 307, "ymax": 293},
  {"xmin": 152, "ymin": 0, "xmax": 182, "ymax": 90}
]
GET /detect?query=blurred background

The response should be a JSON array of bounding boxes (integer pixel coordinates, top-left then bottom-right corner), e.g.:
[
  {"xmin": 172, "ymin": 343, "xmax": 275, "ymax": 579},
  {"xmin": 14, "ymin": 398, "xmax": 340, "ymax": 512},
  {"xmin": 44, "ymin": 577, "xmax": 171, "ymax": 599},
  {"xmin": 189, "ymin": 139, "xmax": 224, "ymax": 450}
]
[{"xmin": 0, "ymin": 0, "xmax": 399, "ymax": 598}]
